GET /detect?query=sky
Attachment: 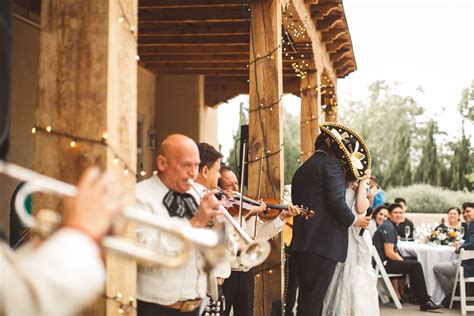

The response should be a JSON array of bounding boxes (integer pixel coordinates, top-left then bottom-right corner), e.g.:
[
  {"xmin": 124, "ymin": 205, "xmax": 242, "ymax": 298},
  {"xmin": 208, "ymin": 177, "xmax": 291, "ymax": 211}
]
[{"xmin": 218, "ymin": 0, "xmax": 474, "ymax": 160}]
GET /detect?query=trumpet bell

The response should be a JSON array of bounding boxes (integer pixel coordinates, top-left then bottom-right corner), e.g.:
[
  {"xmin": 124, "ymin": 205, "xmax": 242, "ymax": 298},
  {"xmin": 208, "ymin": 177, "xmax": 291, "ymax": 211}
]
[{"xmin": 240, "ymin": 239, "xmax": 271, "ymax": 268}]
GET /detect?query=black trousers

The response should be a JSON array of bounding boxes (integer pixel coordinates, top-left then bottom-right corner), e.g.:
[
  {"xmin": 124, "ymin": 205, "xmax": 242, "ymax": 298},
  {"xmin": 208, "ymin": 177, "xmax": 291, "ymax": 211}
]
[
  {"xmin": 293, "ymin": 252, "xmax": 337, "ymax": 316},
  {"xmin": 284, "ymin": 250, "xmax": 299, "ymax": 316},
  {"xmin": 137, "ymin": 300, "xmax": 199, "ymax": 316},
  {"xmin": 222, "ymin": 270, "xmax": 254, "ymax": 316},
  {"xmin": 385, "ymin": 259, "xmax": 429, "ymax": 304}
]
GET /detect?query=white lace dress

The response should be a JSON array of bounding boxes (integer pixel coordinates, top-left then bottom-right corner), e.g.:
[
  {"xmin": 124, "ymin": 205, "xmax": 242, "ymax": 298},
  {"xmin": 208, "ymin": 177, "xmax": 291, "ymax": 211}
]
[{"xmin": 322, "ymin": 187, "xmax": 380, "ymax": 316}]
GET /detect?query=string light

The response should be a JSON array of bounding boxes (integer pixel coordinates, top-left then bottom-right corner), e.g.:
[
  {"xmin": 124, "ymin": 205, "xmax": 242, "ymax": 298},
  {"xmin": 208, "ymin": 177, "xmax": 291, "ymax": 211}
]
[
  {"xmin": 117, "ymin": 0, "xmax": 139, "ymax": 62},
  {"xmin": 30, "ymin": 125, "xmax": 146, "ymax": 178}
]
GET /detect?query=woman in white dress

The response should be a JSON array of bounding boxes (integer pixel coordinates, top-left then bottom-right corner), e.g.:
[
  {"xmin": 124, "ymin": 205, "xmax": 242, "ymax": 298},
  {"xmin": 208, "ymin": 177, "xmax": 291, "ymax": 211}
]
[{"xmin": 322, "ymin": 170, "xmax": 380, "ymax": 315}]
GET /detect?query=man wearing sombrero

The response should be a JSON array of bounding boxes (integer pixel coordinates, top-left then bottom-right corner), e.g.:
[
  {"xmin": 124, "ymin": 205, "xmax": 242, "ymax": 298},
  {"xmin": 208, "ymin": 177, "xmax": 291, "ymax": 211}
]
[{"xmin": 290, "ymin": 122, "xmax": 371, "ymax": 316}]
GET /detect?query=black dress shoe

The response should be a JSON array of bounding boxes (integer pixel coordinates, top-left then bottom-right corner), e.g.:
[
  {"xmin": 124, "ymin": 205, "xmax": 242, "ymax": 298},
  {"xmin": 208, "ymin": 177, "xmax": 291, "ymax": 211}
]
[{"xmin": 420, "ymin": 299, "xmax": 442, "ymax": 311}]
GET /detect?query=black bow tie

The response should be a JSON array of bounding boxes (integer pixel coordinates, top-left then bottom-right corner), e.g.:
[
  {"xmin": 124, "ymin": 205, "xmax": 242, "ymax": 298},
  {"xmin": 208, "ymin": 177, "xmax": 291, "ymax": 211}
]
[{"xmin": 163, "ymin": 191, "xmax": 198, "ymax": 219}]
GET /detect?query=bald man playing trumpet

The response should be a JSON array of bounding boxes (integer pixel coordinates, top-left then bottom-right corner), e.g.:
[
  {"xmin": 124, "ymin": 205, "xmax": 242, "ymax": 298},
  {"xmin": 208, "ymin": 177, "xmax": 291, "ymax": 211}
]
[{"xmin": 136, "ymin": 134, "xmax": 222, "ymax": 316}]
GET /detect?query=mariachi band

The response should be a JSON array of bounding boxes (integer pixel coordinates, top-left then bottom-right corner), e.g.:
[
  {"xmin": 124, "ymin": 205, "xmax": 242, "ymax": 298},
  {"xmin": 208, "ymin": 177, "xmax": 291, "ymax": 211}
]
[{"xmin": 0, "ymin": 134, "xmax": 308, "ymax": 316}]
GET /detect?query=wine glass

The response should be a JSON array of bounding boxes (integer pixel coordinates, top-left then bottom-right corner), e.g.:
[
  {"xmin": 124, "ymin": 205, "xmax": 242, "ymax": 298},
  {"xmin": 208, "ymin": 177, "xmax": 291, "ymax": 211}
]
[
  {"xmin": 460, "ymin": 226, "xmax": 465, "ymax": 239},
  {"xmin": 405, "ymin": 225, "xmax": 411, "ymax": 241}
]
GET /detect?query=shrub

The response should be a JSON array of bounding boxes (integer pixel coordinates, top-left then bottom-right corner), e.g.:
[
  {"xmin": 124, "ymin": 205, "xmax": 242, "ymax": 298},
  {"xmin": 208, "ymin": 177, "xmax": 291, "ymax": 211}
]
[{"xmin": 385, "ymin": 184, "xmax": 474, "ymax": 213}]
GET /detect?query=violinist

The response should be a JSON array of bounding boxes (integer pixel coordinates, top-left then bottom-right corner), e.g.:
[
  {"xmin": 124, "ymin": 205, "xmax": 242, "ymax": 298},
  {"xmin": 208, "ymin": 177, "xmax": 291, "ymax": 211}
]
[
  {"xmin": 218, "ymin": 166, "xmax": 300, "ymax": 316},
  {"xmin": 186, "ymin": 143, "xmax": 238, "ymax": 315}
]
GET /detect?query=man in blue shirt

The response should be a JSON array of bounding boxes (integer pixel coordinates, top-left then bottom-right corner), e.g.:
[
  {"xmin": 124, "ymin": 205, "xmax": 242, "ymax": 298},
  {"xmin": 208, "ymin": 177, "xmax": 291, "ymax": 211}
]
[{"xmin": 373, "ymin": 203, "xmax": 441, "ymax": 311}]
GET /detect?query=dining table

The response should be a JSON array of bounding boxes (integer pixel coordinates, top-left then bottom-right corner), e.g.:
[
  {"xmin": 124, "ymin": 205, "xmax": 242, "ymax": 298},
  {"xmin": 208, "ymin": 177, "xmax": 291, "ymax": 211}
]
[{"xmin": 398, "ymin": 240, "xmax": 458, "ymax": 304}]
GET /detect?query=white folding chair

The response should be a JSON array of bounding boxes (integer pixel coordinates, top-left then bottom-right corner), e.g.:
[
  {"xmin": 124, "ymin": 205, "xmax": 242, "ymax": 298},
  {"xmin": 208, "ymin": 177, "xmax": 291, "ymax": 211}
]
[
  {"xmin": 450, "ymin": 249, "xmax": 474, "ymax": 315},
  {"xmin": 372, "ymin": 245, "xmax": 403, "ymax": 309}
]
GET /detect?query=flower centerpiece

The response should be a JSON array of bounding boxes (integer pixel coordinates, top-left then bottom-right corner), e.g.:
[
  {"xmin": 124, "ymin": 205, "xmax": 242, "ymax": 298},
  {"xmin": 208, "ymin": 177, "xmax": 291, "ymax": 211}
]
[{"xmin": 428, "ymin": 227, "xmax": 461, "ymax": 245}]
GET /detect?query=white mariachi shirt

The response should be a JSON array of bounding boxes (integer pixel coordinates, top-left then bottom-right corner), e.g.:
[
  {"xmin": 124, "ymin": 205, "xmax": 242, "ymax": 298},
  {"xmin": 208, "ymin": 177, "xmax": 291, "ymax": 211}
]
[
  {"xmin": 136, "ymin": 175, "xmax": 207, "ymax": 305},
  {"xmin": 0, "ymin": 229, "xmax": 105, "ymax": 316}
]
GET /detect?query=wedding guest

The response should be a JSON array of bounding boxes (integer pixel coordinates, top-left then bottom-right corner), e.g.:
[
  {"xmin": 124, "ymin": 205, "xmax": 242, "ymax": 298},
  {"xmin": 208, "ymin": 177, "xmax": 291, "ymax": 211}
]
[
  {"xmin": 395, "ymin": 197, "xmax": 414, "ymax": 240},
  {"xmin": 373, "ymin": 203, "xmax": 441, "ymax": 311},
  {"xmin": 435, "ymin": 207, "xmax": 468, "ymax": 239},
  {"xmin": 433, "ymin": 202, "xmax": 474, "ymax": 306},
  {"xmin": 367, "ymin": 205, "xmax": 389, "ymax": 236},
  {"xmin": 369, "ymin": 176, "xmax": 385, "ymax": 208}
]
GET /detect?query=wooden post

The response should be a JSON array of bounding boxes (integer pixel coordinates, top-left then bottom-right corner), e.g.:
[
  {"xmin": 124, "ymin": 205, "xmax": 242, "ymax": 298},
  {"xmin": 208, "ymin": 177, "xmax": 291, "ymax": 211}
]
[
  {"xmin": 321, "ymin": 74, "xmax": 338, "ymax": 122},
  {"xmin": 36, "ymin": 1, "xmax": 137, "ymax": 315},
  {"xmin": 248, "ymin": 0, "xmax": 284, "ymax": 315},
  {"xmin": 299, "ymin": 71, "xmax": 319, "ymax": 163}
]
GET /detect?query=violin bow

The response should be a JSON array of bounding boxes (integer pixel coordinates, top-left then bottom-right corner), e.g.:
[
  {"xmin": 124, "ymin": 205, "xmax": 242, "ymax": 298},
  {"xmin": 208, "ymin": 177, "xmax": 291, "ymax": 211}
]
[
  {"xmin": 254, "ymin": 148, "xmax": 264, "ymax": 238},
  {"xmin": 238, "ymin": 141, "xmax": 247, "ymax": 227}
]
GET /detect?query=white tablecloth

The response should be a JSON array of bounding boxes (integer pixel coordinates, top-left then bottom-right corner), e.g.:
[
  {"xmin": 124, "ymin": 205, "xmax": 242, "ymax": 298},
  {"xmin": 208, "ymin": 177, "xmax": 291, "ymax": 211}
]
[{"xmin": 398, "ymin": 241, "xmax": 458, "ymax": 304}]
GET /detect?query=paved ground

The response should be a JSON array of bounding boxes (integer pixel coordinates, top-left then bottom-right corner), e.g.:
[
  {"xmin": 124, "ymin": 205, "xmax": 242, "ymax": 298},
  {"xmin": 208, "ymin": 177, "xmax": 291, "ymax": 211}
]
[{"xmin": 381, "ymin": 302, "xmax": 461, "ymax": 315}]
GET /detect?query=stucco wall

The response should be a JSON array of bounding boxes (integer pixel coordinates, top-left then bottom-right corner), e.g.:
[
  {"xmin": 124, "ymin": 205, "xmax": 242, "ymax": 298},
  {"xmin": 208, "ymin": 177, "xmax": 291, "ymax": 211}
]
[{"xmin": 155, "ymin": 74, "xmax": 218, "ymax": 151}]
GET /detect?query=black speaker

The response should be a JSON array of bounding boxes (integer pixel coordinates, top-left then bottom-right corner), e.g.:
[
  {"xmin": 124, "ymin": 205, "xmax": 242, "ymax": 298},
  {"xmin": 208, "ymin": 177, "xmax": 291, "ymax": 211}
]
[{"xmin": 238, "ymin": 124, "xmax": 249, "ymax": 188}]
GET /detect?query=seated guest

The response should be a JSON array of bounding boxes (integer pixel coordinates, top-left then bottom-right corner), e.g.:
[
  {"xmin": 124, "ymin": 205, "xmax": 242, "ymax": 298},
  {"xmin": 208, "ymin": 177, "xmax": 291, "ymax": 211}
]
[
  {"xmin": 395, "ymin": 197, "xmax": 414, "ymax": 240},
  {"xmin": 367, "ymin": 204, "xmax": 389, "ymax": 236},
  {"xmin": 433, "ymin": 202, "xmax": 474, "ymax": 305},
  {"xmin": 373, "ymin": 203, "xmax": 441, "ymax": 311},
  {"xmin": 435, "ymin": 207, "xmax": 468, "ymax": 239}
]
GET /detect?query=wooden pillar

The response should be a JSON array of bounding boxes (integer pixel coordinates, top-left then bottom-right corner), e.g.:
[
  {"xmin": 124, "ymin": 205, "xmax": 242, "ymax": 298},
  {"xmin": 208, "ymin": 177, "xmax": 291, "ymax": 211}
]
[
  {"xmin": 321, "ymin": 74, "xmax": 338, "ymax": 122},
  {"xmin": 248, "ymin": 0, "xmax": 284, "ymax": 315},
  {"xmin": 36, "ymin": 1, "xmax": 137, "ymax": 315},
  {"xmin": 299, "ymin": 71, "xmax": 319, "ymax": 163}
]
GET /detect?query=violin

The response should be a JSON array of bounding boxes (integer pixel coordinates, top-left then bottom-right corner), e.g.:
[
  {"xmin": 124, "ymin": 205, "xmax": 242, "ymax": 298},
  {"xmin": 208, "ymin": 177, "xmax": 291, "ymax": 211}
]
[{"xmin": 217, "ymin": 188, "xmax": 315, "ymax": 221}]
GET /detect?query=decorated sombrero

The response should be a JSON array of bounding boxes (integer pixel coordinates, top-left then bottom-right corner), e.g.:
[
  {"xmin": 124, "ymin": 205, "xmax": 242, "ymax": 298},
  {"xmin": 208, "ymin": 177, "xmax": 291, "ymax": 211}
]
[{"xmin": 319, "ymin": 122, "xmax": 371, "ymax": 180}]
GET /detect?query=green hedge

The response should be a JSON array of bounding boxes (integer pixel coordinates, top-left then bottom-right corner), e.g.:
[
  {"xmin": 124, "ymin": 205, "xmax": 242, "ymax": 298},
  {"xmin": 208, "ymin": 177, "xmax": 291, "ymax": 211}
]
[{"xmin": 385, "ymin": 184, "xmax": 474, "ymax": 213}]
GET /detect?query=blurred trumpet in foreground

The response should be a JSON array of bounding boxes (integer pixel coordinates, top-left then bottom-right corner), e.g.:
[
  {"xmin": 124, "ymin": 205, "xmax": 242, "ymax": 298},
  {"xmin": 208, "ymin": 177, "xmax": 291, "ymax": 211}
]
[{"xmin": 0, "ymin": 160, "xmax": 222, "ymax": 268}]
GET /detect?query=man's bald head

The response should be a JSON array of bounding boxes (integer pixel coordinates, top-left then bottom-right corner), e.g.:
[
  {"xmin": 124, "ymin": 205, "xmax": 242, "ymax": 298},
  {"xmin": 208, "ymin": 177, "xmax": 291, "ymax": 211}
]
[
  {"xmin": 156, "ymin": 134, "xmax": 200, "ymax": 193},
  {"xmin": 158, "ymin": 134, "xmax": 198, "ymax": 161}
]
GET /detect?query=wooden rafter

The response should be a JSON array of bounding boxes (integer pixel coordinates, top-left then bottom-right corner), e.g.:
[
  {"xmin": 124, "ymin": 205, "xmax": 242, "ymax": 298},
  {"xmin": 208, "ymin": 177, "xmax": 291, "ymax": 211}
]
[
  {"xmin": 139, "ymin": 6, "xmax": 249, "ymax": 23},
  {"xmin": 311, "ymin": 3, "xmax": 342, "ymax": 20}
]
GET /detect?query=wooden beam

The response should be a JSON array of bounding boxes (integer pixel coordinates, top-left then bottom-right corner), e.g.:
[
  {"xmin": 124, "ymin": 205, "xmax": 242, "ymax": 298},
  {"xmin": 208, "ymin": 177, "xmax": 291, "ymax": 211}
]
[
  {"xmin": 248, "ymin": 1, "xmax": 284, "ymax": 315},
  {"xmin": 138, "ymin": 45, "xmax": 250, "ymax": 55},
  {"xmin": 138, "ymin": 34, "xmax": 249, "ymax": 45},
  {"xmin": 138, "ymin": 21, "xmax": 249, "ymax": 36},
  {"xmin": 37, "ymin": 1, "xmax": 137, "ymax": 315},
  {"xmin": 325, "ymin": 39, "xmax": 348, "ymax": 53},
  {"xmin": 144, "ymin": 60, "xmax": 315, "ymax": 69},
  {"xmin": 315, "ymin": 15, "xmax": 343, "ymax": 32},
  {"xmin": 321, "ymin": 27, "xmax": 346, "ymax": 42},
  {"xmin": 139, "ymin": 52, "xmax": 313, "ymax": 62},
  {"xmin": 139, "ymin": 0, "xmax": 245, "ymax": 9},
  {"xmin": 329, "ymin": 46, "xmax": 349, "ymax": 60},
  {"xmin": 311, "ymin": 3, "xmax": 342, "ymax": 20},
  {"xmin": 149, "ymin": 68, "xmax": 305, "ymax": 76},
  {"xmin": 139, "ymin": 6, "xmax": 248, "ymax": 23},
  {"xmin": 300, "ymin": 71, "xmax": 319, "ymax": 162}
]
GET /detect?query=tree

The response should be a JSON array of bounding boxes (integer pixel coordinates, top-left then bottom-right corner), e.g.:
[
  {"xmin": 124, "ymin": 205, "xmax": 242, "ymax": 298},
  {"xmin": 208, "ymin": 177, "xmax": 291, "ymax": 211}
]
[
  {"xmin": 385, "ymin": 124, "xmax": 412, "ymax": 187},
  {"xmin": 283, "ymin": 108, "xmax": 300, "ymax": 185},
  {"xmin": 449, "ymin": 130, "xmax": 473, "ymax": 191},
  {"xmin": 414, "ymin": 120, "xmax": 441, "ymax": 186},
  {"xmin": 340, "ymin": 80, "xmax": 424, "ymax": 188}
]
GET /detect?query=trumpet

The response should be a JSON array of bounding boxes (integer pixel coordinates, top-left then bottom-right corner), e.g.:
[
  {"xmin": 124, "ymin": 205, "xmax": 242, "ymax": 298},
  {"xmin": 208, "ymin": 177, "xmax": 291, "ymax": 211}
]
[
  {"xmin": 188, "ymin": 179, "xmax": 271, "ymax": 268},
  {"xmin": 0, "ymin": 160, "xmax": 221, "ymax": 268}
]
